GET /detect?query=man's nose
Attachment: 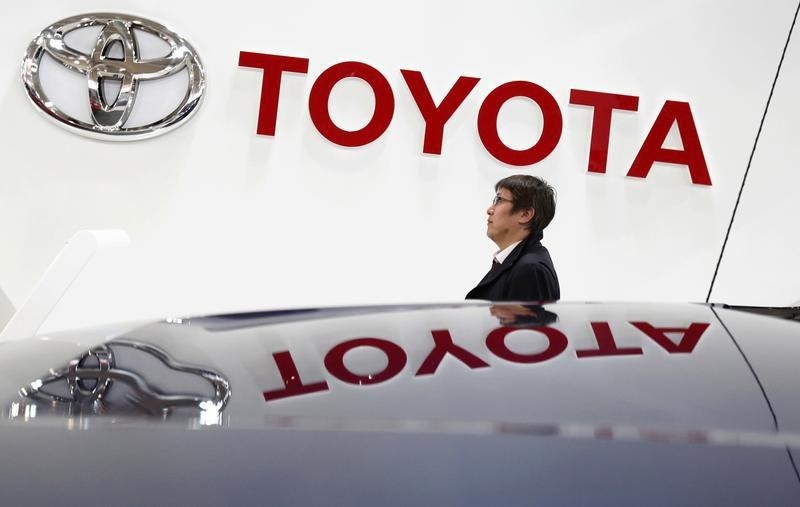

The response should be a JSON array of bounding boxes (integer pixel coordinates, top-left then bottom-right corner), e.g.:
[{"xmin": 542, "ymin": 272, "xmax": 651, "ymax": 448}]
[{"xmin": 487, "ymin": 206, "xmax": 494, "ymax": 215}]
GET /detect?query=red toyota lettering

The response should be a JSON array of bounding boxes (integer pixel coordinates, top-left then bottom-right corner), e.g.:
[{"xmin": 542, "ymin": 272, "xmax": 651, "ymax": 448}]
[
  {"xmin": 631, "ymin": 322, "xmax": 710, "ymax": 353},
  {"xmin": 309, "ymin": 61, "xmax": 395, "ymax": 147},
  {"xmin": 416, "ymin": 329, "xmax": 489, "ymax": 375},
  {"xmin": 238, "ymin": 52, "xmax": 309, "ymax": 136},
  {"xmin": 575, "ymin": 322, "xmax": 644, "ymax": 358},
  {"xmin": 486, "ymin": 326, "xmax": 568, "ymax": 363},
  {"xmin": 627, "ymin": 101, "xmax": 711, "ymax": 185},
  {"xmin": 477, "ymin": 81, "xmax": 563, "ymax": 166},
  {"xmin": 569, "ymin": 89, "xmax": 639, "ymax": 174},
  {"xmin": 401, "ymin": 70, "xmax": 480, "ymax": 155},
  {"xmin": 324, "ymin": 337, "xmax": 408, "ymax": 385},
  {"xmin": 263, "ymin": 350, "xmax": 329, "ymax": 402}
]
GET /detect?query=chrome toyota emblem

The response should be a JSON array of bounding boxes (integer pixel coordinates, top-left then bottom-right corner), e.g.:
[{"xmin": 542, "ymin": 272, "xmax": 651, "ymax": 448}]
[
  {"xmin": 21, "ymin": 13, "xmax": 205, "ymax": 140},
  {"xmin": 13, "ymin": 340, "xmax": 230, "ymax": 421}
]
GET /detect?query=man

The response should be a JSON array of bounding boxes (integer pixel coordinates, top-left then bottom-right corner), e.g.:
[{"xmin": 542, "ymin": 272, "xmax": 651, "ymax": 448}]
[{"xmin": 466, "ymin": 174, "xmax": 560, "ymax": 301}]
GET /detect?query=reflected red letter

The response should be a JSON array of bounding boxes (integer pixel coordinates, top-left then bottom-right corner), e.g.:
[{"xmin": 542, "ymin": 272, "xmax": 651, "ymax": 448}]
[
  {"xmin": 575, "ymin": 322, "xmax": 644, "ymax": 358},
  {"xmin": 238, "ymin": 52, "xmax": 310, "ymax": 136},
  {"xmin": 416, "ymin": 329, "xmax": 489, "ymax": 376},
  {"xmin": 263, "ymin": 351, "xmax": 329, "ymax": 402},
  {"xmin": 324, "ymin": 338, "xmax": 407, "ymax": 385},
  {"xmin": 627, "ymin": 101, "xmax": 711, "ymax": 185},
  {"xmin": 486, "ymin": 326, "xmax": 568, "ymax": 363},
  {"xmin": 631, "ymin": 322, "xmax": 710, "ymax": 353},
  {"xmin": 401, "ymin": 70, "xmax": 480, "ymax": 155},
  {"xmin": 569, "ymin": 89, "xmax": 639, "ymax": 174},
  {"xmin": 309, "ymin": 62, "xmax": 395, "ymax": 147},
  {"xmin": 477, "ymin": 81, "xmax": 562, "ymax": 166}
]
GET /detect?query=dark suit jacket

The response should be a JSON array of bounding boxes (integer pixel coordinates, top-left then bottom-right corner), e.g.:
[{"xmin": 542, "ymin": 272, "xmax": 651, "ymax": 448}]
[{"xmin": 465, "ymin": 230, "xmax": 560, "ymax": 302}]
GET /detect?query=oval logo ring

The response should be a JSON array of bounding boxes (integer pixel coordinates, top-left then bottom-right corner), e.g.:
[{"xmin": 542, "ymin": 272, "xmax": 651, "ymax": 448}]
[{"xmin": 21, "ymin": 12, "xmax": 206, "ymax": 140}]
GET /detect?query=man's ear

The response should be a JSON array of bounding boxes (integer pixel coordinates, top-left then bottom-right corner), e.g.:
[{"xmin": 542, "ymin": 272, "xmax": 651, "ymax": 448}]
[{"xmin": 518, "ymin": 208, "xmax": 535, "ymax": 226}]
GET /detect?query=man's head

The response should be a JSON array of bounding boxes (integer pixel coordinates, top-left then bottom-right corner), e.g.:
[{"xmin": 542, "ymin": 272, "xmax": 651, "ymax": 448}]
[{"xmin": 486, "ymin": 175, "xmax": 556, "ymax": 249}]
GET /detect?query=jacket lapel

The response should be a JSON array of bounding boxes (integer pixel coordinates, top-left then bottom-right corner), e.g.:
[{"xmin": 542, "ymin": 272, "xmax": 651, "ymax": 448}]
[
  {"xmin": 473, "ymin": 241, "xmax": 523, "ymax": 289},
  {"xmin": 471, "ymin": 231, "xmax": 544, "ymax": 290}
]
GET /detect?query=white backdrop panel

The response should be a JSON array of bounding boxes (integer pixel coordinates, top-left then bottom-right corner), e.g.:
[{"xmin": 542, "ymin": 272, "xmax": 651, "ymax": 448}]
[
  {"xmin": 710, "ymin": 7, "xmax": 800, "ymax": 307},
  {"xmin": 0, "ymin": 1, "xmax": 796, "ymax": 329}
]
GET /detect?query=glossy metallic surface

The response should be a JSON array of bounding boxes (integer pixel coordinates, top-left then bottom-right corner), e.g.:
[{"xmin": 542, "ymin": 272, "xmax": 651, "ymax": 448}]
[
  {"xmin": 15, "ymin": 340, "xmax": 229, "ymax": 419},
  {"xmin": 1, "ymin": 303, "xmax": 799, "ymax": 505},
  {"xmin": 21, "ymin": 13, "xmax": 205, "ymax": 140}
]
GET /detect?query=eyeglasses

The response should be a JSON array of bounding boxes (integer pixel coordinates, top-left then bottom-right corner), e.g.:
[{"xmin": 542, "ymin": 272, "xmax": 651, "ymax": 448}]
[{"xmin": 491, "ymin": 195, "xmax": 513, "ymax": 206}]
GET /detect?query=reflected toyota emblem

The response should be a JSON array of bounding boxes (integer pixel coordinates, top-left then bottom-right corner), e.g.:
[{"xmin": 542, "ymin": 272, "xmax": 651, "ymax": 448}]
[
  {"xmin": 21, "ymin": 13, "xmax": 205, "ymax": 140},
  {"xmin": 13, "ymin": 340, "xmax": 230, "ymax": 421}
]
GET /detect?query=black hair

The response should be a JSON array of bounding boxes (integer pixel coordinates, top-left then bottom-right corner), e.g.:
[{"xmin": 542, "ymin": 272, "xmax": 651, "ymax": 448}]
[{"xmin": 495, "ymin": 174, "xmax": 556, "ymax": 231}]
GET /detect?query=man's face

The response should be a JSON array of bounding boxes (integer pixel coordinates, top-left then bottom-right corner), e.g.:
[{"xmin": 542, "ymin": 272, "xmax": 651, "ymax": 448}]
[{"xmin": 486, "ymin": 187, "xmax": 529, "ymax": 247}]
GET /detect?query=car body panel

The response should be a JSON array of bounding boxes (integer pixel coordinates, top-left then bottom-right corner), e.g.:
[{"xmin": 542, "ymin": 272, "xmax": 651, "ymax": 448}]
[{"xmin": 1, "ymin": 302, "xmax": 798, "ymax": 505}]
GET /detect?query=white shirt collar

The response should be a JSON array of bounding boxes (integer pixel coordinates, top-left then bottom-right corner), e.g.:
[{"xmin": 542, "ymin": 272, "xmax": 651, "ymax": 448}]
[{"xmin": 494, "ymin": 240, "xmax": 522, "ymax": 265}]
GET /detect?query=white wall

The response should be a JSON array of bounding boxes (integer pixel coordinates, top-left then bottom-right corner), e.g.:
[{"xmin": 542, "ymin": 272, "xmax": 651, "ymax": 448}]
[
  {"xmin": 1, "ymin": 0, "xmax": 798, "ymax": 330},
  {"xmin": 0, "ymin": 286, "xmax": 12, "ymax": 332},
  {"xmin": 709, "ymin": 4, "xmax": 800, "ymax": 307}
]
